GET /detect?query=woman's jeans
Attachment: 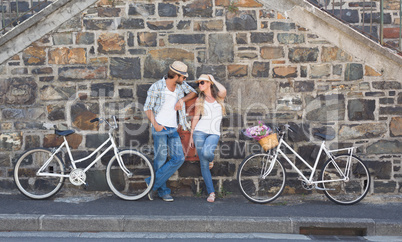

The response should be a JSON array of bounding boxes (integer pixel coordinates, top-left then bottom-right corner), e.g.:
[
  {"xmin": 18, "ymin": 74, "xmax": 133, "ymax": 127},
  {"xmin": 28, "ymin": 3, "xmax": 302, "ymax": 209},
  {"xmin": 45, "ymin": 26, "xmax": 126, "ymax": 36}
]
[
  {"xmin": 145, "ymin": 126, "xmax": 185, "ymax": 197},
  {"xmin": 193, "ymin": 131, "xmax": 220, "ymax": 194}
]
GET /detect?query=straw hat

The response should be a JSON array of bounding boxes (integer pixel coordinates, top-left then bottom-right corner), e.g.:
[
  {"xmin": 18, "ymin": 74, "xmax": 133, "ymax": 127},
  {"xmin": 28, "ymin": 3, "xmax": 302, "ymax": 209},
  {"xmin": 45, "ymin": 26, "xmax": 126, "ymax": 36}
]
[
  {"xmin": 169, "ymin": 61, "xmax": 188, "ymax": 77},
  {"xmin": 196, "ymin": 74, "xmax": 214, "ymax": 85}
]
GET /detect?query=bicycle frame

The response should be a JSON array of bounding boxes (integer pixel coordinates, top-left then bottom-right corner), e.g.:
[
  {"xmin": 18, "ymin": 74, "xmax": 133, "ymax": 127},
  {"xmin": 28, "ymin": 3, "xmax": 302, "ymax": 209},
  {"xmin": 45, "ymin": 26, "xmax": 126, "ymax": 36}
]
[
  {"xmin": 37, "ymin": 119, "xmax": 132, "ymax": 180},
  {"xmin": 264, "ymin": 135, "xmax": 355, "ymax": 187}
]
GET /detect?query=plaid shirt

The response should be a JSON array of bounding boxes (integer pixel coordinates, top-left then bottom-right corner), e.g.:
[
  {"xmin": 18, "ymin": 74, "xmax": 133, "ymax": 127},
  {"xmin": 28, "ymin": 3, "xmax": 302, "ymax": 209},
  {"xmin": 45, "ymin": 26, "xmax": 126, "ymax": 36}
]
[{"xmin": 144, "ymin": 77, "xmax": 197, "ymax": 130}]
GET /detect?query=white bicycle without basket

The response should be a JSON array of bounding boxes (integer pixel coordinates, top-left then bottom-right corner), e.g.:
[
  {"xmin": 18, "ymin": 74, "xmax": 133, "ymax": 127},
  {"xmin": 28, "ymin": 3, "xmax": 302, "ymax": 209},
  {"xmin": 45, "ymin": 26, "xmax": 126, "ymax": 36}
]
[
  {"xmin": 237, "ymin": 124, "xmax": 371, "ymax": 205},
  {"xmin": 13, "ymin": 116, "xmax": 155, "ymax": 201}
]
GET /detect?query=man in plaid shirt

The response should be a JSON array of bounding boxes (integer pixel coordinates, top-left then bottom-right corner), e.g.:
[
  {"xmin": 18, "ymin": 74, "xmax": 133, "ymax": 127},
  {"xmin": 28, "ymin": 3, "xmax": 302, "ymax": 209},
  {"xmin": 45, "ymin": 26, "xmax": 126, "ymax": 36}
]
[{"xmin": 144, "ymin": 61, "xmax": 197, "ymax": 202}]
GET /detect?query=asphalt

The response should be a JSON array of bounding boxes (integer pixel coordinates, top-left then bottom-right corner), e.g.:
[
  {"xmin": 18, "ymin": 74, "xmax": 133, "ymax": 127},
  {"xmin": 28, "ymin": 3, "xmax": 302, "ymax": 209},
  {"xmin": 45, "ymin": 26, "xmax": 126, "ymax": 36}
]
[{"xmin": 0, "ymin": 192, "xmax": 401, "ymax": 236}]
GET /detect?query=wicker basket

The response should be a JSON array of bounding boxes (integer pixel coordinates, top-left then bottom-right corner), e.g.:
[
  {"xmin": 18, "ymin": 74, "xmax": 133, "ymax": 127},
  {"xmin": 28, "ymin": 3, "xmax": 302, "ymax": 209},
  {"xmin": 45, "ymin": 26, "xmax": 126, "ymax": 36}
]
[{"xmin": 258, "ymin": 133, "xmax": 279, "ymax": 152}]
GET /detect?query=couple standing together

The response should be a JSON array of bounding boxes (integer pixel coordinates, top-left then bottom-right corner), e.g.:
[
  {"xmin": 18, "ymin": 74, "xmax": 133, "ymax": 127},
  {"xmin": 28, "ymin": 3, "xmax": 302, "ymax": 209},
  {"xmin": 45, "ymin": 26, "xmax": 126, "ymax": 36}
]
[{"xmin": 144, "ymin": 61, "xmax": 227, "ymax": 203}]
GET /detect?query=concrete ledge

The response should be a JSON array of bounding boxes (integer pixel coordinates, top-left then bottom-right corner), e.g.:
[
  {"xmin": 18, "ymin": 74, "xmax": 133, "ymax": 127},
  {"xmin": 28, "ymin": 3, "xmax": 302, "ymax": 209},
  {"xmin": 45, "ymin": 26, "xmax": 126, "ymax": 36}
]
[{"xmin": 1, "ymin": 214, "xmax": 401, "ymax": 235}]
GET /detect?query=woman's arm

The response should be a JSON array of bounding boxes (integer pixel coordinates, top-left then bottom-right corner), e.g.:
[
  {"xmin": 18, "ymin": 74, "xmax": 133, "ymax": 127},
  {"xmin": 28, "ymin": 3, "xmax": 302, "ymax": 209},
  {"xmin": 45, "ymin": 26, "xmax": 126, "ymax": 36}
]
[
  {"xmin": 189, "ymin": 98, "xmax": 202, "ymax": 147},
  {"xmin": 209, "ymin": 74, "xmax": 226, "ymax": 99}
]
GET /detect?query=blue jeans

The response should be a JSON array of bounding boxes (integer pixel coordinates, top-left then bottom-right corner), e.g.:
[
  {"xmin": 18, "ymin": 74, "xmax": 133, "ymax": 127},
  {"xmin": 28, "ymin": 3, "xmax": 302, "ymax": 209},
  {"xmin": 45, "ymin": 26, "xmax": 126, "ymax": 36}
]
[
  {"xmin": 146, "ymin": 126, "xmax": 185, "ymax": 197},
  {"xmin": 192, "ymin": 131, "xmax": 220, "ymax": 194}
]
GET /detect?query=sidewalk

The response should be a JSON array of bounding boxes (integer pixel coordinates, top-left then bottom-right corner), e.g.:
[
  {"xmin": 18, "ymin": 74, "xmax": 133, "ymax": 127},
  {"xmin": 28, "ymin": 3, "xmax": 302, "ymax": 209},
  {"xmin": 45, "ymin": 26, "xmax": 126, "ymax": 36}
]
[{"xmin": 0, "ymin": 193, "xmax": 401, "ymax": 236}]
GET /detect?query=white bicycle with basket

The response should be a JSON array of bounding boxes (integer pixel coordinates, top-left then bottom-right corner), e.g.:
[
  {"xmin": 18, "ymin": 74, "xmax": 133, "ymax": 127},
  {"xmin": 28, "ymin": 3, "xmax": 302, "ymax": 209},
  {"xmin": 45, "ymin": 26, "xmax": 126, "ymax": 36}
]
[
  {"xmin": 237, "ymin": 124, "xmax": 371, "ymax": 205},
  {"xmin": 13, "ymin": 116, "xmax": 155, "ymax": 201}
]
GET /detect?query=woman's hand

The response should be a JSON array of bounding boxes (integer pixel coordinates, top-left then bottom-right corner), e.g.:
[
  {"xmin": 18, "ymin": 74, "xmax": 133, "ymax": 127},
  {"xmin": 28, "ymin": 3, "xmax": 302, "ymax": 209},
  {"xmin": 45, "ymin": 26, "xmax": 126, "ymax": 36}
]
[
  {"xmin": 189, "ymin": 133, "xmax": 195, "ymax": 148},
  {"xmin": 154, "ymin": 123, "xmax": 166, "ymax": 132}
]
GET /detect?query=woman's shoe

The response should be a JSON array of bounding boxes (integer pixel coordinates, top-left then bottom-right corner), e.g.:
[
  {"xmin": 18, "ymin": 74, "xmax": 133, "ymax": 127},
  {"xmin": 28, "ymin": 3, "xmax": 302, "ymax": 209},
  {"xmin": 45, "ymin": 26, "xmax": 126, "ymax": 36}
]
[
  {"xmin": 207, "ymin": 193, "xmax": 215, "ymax": 203},
  {"xmin": 209, "ymin": 162, "xmax": 214, "ymax": 169}
]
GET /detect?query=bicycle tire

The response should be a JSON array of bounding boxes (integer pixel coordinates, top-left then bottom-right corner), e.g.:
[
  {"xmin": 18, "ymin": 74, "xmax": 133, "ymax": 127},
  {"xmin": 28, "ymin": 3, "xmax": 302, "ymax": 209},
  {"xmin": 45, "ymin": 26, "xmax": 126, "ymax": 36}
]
[
  {"xmin": 237, "ymin": 153, "xmax": 286, "ymax": 204},
  {"xmin": 13, "ymin": 148, "xmax": 65, "ymax": 199},
  {"xmin": 321, "ymin": 155, "xmax": 370, "ymax": 205},
  {"xmin": 106, "ymin": 149, "xmax": 155, "ymax": 201}
]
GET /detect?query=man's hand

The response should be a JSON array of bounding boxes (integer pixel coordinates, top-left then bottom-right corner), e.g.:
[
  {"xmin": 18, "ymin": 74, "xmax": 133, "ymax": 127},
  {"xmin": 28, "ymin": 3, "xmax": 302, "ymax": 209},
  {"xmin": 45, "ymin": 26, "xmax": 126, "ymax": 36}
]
[
  {"xmin": 175, "ymin": 98, "xmax": 184, "ymax": 111},
  {"xmin": 154, "ymin": 123, "xmax": 167, "ymax": 132}
]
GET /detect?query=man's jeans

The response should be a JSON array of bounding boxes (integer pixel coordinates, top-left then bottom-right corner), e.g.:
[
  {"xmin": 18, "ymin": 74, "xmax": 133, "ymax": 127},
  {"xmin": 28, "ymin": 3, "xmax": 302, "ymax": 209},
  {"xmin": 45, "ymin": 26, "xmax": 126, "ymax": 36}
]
[
  {"xmin": 146, "ymin": 126, "xmax": 185, "ymax": 197},
  {"xmin": 192, "ymin": 131, "xmax": 220, "ymax": 194}
]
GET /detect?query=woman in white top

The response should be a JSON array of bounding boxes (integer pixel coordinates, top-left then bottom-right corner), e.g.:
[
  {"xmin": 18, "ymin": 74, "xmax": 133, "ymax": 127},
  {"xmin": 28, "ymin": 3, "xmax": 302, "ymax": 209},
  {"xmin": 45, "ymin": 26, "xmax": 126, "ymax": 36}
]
[{"xmin": 190, "ymin": 74, "xmax": 227, "ymax": 203}]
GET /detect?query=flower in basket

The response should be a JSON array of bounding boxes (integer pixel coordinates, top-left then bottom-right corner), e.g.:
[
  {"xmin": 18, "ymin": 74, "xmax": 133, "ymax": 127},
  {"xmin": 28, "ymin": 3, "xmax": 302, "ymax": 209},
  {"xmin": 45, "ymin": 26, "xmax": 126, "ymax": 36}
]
[{"xmin": 243, "ymin": 121, "xmax": 272, "ymax": 141}]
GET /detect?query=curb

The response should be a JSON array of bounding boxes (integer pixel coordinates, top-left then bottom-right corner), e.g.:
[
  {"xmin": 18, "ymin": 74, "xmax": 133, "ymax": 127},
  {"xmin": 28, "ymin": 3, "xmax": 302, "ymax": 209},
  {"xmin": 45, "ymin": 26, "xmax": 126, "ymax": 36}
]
[{"xmin": 1, "ymin": 215, "xmax": 401, "ymax": 236}]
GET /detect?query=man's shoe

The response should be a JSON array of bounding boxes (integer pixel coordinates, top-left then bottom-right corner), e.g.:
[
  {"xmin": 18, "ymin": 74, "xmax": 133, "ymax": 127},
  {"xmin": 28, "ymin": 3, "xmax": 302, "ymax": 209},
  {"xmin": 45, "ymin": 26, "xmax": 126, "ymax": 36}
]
[{"xmin": 161, "ymin": 194, "xmax": 174, "ymax": 202}]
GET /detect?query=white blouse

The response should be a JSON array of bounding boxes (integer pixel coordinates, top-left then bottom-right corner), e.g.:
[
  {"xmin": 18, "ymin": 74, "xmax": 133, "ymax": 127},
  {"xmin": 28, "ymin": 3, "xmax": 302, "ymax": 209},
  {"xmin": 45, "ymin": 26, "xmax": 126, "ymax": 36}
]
[{"xmin": 194, "ymin": 100, "xmax": 223, "ymax": 135}]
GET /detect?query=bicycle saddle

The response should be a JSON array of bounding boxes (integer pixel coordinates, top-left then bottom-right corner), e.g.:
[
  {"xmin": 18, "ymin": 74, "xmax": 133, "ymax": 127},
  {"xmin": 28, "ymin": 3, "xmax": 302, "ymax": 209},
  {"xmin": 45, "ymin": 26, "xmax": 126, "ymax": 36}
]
[
  {"xmin": 314, "ymin": 132, "xmax": 335, "ymax": 140},
  {"xmin": 55, "ymin": 129, "xmax": 75, "ymax": 136}
]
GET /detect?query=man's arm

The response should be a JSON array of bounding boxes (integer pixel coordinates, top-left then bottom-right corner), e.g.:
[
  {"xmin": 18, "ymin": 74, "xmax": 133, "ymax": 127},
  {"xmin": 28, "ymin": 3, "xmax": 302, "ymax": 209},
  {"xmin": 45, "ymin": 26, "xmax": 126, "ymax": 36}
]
[
  {"xmin": 175, "ymin": 82, "xmax": 198, "ymax": 111},
  {"xmin": 145, "ymin": 110, "xmax": 166, "ymax": 132}
]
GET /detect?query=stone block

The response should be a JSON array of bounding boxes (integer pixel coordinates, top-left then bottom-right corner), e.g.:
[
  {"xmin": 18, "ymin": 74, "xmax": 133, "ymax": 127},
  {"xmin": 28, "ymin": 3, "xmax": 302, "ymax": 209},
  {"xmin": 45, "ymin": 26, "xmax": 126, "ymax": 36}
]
[
  {"xmin": 390, "ymin": 117, "xmax": 402, "ymax": 137},
  {"xmin": 250, "ymin": 32, "xmax": 274, "ymax": 43},
  {"xmin": 321, "ymin": 46, "xmax": 353, "ymax": 62},
  {"xmin": 221, "ymin": 113, "xmax": 244, "ymax": 128},
  {"xmin": 11, "ymin": 67, "xmax": 28, "ymax": 75},
  {"xmin": 98, "ymin": 7, "xmax": 121, "ymax": 17},
  {"xmin": 168, "ymin": 34, "xmax": 205, "ymax": 44},
  {"xmin": 365, "ymin": 160, "xmax": 392, "ymax": 180},
  {"xmin": 110, "ymin": 57, "xmax": 141, "ymax": 80},
  {"xmin": 2, "ymin": 109, "xmax": 26, "ymax": 119},
  {"xmin": 147, "ymin": 21, "xmax": 174, "ymax": 30},
  {"xmin": 277, "ymin": 96, "xmax": 302, "ymax": 111},
  {"xmin": 367, "ymin": 140, "xmax": 402, "ymax": 154},
  {"xmin": 252, "ymin": 62, "xmax": 269, "ymax": 77},
  {"xmin": 118, "ymin": 18, "xmax": 145, "ymax": 29},
  {"xmin": 339, "ymin": 123, "xmax": 387, "ymax": 140},
  {"xmin": 311, "ymin": 64, "xmax": 331, "ymax": 78},
  {"xmin": 71, "ymin": 103, "xmax": 99, "ymax": 131},
  {"xmin": 372, "ymin": 81, "xmax": 401, "ymax": 89},
  {"xmin": 98, "ymin": 33, "xmax": 125, "ymax": 54},
  {"xmin": 305, "ymin": 94, "xmax": 345, "ymax": 121},
  {"xmin": 220, "ymin": 141, "xmax": 246, "ymax": 159},
  {"xmin": 221, "ymin": 179, "xmax": 241, "ymax": 195},
  {"xmin": 43, "ymin": 133, "xmax": 82, "ymax": 149},
  {"xmin": 348, "ymin": 99, "xmax": 375, "ymax": 121},
  {"xmin": 1, "ymin": 77, "xmax": 37, "ymax": 105},
  {"xmin": 177, "ymin": 20, "xmax": 191, "ymax": 30},
  {"xmin": 83, "ymin": 19, "xmax": 114, "ymax": 30},
  {"xmin": 208, "ymin": 34, "xmax": 234, "ymax": 63},
  {"xmin": 0, "ymin": 132, "xmax": 22, "ymax": 151},
  {"xmin": 362, "ymin": 12, "xmax": 392, "ymax": 24},
  {"xmin": 76, "ymin": 32, "xmax": 95, "ymax": 45},
  {"xmin": 211, "ymin": 161, "xmax": 236, "ymax": 177},
  {"xmin": 58, "ymin": 66, "xmax": 107, "ymax": 81},
  {"xmin": 49, "ymin": 47, "xmax": 86, "ymax": 65},
  {"xmin": 228, "ymin": 64, "xmax": 248, "ymax": 78},
  {"xmin": 91, "ymin": 83, "xmax": 114, "ymax": 97},
  {"xmin": 137, "ymin": 32, "xmax": 157, "ymax": 47},
  {"xmin": 374, "ymin": 181, "xmax": 396, "ymax": 193},
  {"xmin": 226, "ymin": 10, "xmax": 257, "ymax": 31},
  {"xmin": 119, "ymin": 89, "xmax": 133, "ymax": 99},
  {"xmin": 270, "ymin": 22, "xmax": 295, "ymax": 31},
  {"xmin": 47, "ymin": 104, "xmax": 65, "ymax": 121},
  {"xmin": 333, "ymin": 64, "xmax": 342, "ymax": 76},
  {"xmin": 158, "ymin": 3, "xmax": 177, "ymax": 17},
  {"xmin": 178, "ymin": 161, "xmax": 201, "ymax": 177},
  {"xmin": 194, "ymin": 20, "xmax": 223, "ymax": 31},
  {"xmin": 183, "ymin": 0, "xmax": 213, "ymax": 17},
  {"xmin": 39, "ymin": 86, "xmax": 75, "ymax": 101},
  {"xmin": 345, "ymin": 63, "xmax": 363, "ymax": 81},
  {"xmin": 32, "ymin": 67, "xmax": 53, "ymax": 75},
  {"xmin": 277, "ymin": 33, "xmax": 305, "ymax": 44},
  {"xmin": 22, "ymin": 46, "xmax": 46, "ymax": 65},
  {"xmin": 294, "ymin": 81, "xmax": 314, "ymax": 92},
  {"xmin": 272, "ymin": 66, "xmax": 297, "ymax": 78},
  {"xmin": 0, "ymin": 214, "xmax": 39, "ymax": 231},
  {"xmin": 25, "ymin": 135, "xmax": 40, "ymax": 149},
  {"xmin": 196, "ymin": 65, "xmax": 226, "ymax": 80},
  {"xmin": 236, "ymin": 33, "xmax": 248, "ymax": 44},
  {"xmin": 124, "ymin": 123, "xmax": 149, "ymax": 148},
  {"xmin": 128, "ymin": 3, "xmax": 155, "ymax": 16},
  {"xmin": 41, "ymin": 215, "xmax": 123, "ymax": 232},
  {"xmin": 289, "ymin": 48, "xmax": 319, "ymax": 63},
  {"xmin": 86, "ymin": 133, "xmax": 110, "ymax": 148},
  {"xmin": 53, "ymin": 33, "xmax": 73, "ymax": 45},
  {"xmin": 261, "ymin": 46, "xmax": 284, "ymax": 59}
]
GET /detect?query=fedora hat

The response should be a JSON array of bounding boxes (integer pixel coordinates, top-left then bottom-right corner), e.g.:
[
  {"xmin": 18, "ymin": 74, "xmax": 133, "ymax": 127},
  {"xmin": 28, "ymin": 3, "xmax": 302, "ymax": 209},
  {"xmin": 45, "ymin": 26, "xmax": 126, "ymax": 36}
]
[{"xmin": 169, "ymin": 61, "xmax": 188, "ymax": 77}]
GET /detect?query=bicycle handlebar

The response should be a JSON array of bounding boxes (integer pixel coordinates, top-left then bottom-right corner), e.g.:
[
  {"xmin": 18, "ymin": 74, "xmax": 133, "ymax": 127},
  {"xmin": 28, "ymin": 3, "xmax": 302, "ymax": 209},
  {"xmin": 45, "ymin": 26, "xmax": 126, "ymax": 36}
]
[{"xmin": 90, "ymin": 116, "xmax": 118, "ymax": 130}]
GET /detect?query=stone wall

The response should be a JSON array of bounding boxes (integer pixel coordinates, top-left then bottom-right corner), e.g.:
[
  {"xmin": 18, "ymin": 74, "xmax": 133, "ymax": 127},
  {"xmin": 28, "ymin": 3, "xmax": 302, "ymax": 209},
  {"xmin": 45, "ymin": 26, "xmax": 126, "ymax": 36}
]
[{"xmin": 0, "ymin": 0, "xmax": 401, "ymax": 197}]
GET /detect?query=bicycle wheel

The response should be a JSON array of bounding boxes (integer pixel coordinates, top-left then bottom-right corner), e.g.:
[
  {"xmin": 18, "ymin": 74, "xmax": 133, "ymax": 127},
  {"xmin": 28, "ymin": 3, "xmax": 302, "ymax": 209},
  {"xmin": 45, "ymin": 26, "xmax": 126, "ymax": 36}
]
[
  {"xmin": 13, "ymin": 148, "xmax": 65, "ymax": 199},
  {"xmin": 237, "ymin": 153, "xmax": 286, "ymax": 203},
  {"xmin": 106, "ymin": 149, "xmax": 155, "ymax": 201},
  {"xmin": 321, "ymin": 155, "xmax": 370, "ymax": 205}
]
